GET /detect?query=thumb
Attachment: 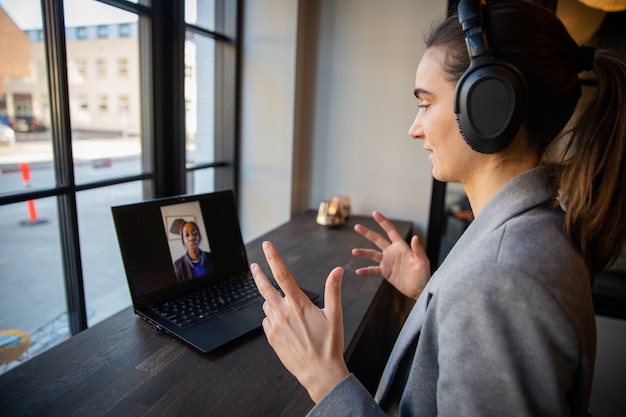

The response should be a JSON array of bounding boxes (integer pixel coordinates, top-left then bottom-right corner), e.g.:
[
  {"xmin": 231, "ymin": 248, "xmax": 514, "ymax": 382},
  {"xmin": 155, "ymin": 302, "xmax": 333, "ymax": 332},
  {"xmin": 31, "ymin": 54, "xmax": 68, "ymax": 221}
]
[
  {"xmin": 410, "ymin": 235, "xmax": 421, "ymax": 255},
  {"xmin": 323, "ymin": 267, "xmax": 344, "ymax": 327}
]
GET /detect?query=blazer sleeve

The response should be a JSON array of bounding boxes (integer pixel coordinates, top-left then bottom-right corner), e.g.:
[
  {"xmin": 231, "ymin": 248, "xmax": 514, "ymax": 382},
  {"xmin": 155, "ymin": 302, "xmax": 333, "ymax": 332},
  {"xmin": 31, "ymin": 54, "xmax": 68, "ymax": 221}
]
[{"xmin": 307, "ymin": 374, "xmax": 387, "ymax": 417}]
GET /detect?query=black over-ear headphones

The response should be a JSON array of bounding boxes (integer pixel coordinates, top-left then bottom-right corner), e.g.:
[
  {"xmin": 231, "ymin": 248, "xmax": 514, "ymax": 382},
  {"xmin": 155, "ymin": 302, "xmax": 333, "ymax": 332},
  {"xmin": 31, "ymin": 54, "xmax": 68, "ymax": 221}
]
[{"xmin": 455, "ymin": 0, "xmax": 527, "ymax": 154}]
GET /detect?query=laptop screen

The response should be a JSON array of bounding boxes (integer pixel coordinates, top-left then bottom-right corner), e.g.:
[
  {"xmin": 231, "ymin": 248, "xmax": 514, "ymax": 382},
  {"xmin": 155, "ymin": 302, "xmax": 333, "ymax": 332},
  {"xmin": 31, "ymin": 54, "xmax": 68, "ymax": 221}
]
[{"xmin": 112, "ymin": 190, "xmax": 249, "ymax": 307}]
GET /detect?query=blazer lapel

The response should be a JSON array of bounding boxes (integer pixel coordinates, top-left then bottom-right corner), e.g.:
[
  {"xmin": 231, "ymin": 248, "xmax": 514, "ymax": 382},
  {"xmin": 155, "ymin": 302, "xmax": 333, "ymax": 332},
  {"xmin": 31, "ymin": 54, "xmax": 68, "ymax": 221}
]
[{"xmin": 374, "ymin": 281, "xmax": 433, "ymax": 402}]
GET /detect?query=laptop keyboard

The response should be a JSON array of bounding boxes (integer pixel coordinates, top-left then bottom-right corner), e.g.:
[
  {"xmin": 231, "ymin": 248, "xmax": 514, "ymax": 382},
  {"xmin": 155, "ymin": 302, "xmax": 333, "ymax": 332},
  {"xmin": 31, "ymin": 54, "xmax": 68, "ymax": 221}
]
[{"xmin": 150, "ymin": 274, "xmax": 281, "ymax": 329}]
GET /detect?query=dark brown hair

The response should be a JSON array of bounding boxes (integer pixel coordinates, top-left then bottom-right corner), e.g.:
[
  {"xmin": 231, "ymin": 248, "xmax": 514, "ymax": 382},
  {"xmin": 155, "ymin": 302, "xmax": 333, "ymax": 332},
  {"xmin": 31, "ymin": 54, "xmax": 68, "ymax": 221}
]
[{"xmin": 426, "ymin": 0, "xmax": 626, "ymax": 276}]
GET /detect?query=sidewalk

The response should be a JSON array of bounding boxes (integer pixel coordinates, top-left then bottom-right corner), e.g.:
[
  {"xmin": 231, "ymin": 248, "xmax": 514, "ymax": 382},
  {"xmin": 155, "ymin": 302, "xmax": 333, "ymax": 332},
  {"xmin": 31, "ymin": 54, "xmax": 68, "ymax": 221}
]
[{"xmin": 0, "ymin": 137, "xmax": 141, "ymax": 168}]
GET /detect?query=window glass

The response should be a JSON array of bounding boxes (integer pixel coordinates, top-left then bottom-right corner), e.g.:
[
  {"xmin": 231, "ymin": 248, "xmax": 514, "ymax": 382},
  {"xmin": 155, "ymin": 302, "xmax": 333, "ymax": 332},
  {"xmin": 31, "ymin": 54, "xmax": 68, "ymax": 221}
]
[
  {"xmin": 0, "ymin": 199, "xmax": 68, "ymax": 370},
  {"xmin": 0, "ymin": 0, "xmax": 237, "ymax": 375},
  {"xmin": 77, "ymin": 182, "xmax": 143, "ymax": 327},
  {"xmin": 185, "ymin": 24, "xmax": 216, "ymax": 168},
  {"xmin": 62, "ymin": 1, "xmax": 145, "ymax": 329},
  {"xmin": 64, "ymin": 1, "xmax": 142, "ymax": 185},
  {"xmin": 0, "ymin": 0, "xmax": 68, "ymax": 375},
  {"xmin": 0, "ymin": 0, "xmax": 54, "ymax": 194},
  {"xmin": 186, "ymin": 0, "xmax": 215, "ymax": 31},
  {"xmin": 187, "ymin": 168, "xmax": 216, "ymax": 195}
]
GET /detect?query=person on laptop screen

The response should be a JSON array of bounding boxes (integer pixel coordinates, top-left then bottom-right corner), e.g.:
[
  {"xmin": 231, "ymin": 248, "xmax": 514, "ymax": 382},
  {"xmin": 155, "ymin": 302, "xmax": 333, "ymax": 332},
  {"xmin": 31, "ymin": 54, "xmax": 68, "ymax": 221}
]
[{"xmin": 172, "ymin": 220, "xmax": 214, "ymax": 282}]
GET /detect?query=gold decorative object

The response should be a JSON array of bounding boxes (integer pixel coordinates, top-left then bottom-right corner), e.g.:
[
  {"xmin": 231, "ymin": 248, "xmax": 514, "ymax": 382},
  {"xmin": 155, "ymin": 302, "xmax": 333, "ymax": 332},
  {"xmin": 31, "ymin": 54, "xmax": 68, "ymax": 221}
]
[{"xmin": 316, "ymin": 195, "xmax": 351, "ymax": 226}]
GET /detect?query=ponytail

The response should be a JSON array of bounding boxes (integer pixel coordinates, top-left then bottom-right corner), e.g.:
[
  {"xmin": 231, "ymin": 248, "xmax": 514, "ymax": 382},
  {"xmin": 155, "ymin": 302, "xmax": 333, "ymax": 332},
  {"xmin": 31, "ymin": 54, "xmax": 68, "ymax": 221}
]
[{"xmin": 558, "ymin": 49, "xmax": 626, "ymax": 276}]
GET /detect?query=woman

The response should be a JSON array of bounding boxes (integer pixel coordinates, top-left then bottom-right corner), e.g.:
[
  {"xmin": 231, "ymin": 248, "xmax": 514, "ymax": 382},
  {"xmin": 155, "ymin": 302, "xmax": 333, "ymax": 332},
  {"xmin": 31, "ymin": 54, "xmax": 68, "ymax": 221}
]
[{"xmin": 251, "ymin": 0, "xmax": 626, "ymax": 415}]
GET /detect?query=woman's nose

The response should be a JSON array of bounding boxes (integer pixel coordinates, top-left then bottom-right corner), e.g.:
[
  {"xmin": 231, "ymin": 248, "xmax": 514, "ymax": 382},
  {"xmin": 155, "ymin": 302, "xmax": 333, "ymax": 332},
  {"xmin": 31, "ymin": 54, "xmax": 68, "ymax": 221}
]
[{"xmin": 408, "ymin": 113, "xmax": 424, "ymax": 140}]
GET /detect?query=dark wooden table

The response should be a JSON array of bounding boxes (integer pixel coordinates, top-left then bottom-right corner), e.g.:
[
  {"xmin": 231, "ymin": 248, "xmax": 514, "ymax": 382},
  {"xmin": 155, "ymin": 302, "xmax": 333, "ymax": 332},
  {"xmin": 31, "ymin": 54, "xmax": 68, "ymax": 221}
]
[{"xmin": 0, "ymin": 211, "xmax": 413, "ymax": 417}]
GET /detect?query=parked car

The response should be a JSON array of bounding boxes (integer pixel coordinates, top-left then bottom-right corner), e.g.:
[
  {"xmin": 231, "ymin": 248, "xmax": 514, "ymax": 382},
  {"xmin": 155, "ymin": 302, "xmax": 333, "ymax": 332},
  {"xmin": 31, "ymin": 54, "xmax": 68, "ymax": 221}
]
[
  {"xmin": 0, "ymin": 112, "xmax": 13, "ymax": 128},
  {"xmin": 14, "ymin": 114, "xmax": 36, "ymax": 132},
  {"xmin": 0, "ymin": 124, "xmax": 16, "ymax": 145}
]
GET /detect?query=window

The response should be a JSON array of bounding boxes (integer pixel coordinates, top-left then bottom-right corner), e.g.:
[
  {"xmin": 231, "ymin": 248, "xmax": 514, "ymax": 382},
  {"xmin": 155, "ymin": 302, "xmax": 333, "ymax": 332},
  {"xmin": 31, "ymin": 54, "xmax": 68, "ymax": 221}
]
[
  {"xmin": 96, "ymin": 58, "xmax": 107, "ymax": 77},
  {"xmin": 32, "ymin": 29, "xmax": 43, "ymax": 42},
  {"xmin": 118, "ymin": 94, "xmax": 129, "ymax": 113},
  {"xmin": 76, "ymin": 58, "xmax": 87, "ymax": 78},
  {"xmin": 0, "ymin": 0, "xmax": 239, "ymax": 374},
  {"xmin": 184, "ymin": 0, "xmax": 237, "ymax": 194},
  {"xmin": 76, "ymin": 26, "xmax": 88, "ymax": 39},
  {"xmin": 118, "ymin": 23, "xmax": 130, "ymax": 38},
  {"xmin": 97, "ymin": 24, "xmax": 109, "ymax": 39},
  {"xmin": 98, "ymin": 94, "xmax": 109, "ymax": 111},
  {"xmin": 117, "ymin": 57, "xmax": 128, "ymax": 76},
  {"xmin": 78, "ymin": 94, "xmax": 89, "ymax": 110}
]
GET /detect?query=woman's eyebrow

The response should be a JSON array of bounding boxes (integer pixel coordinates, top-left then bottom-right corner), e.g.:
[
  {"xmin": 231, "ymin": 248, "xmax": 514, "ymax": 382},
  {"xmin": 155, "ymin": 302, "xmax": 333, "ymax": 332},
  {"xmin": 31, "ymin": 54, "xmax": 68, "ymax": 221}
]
[{"xmin": 413, "ymin": 88, "xmax": 433, "ymax": 99}]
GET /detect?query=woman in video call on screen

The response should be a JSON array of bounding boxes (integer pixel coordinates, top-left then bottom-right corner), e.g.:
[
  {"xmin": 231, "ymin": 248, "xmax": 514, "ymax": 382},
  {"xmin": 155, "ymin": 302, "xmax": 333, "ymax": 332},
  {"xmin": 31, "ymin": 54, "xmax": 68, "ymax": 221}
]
[{"xmin": 173, "ymin": 221, "xmax": 214, "ymax": 282}]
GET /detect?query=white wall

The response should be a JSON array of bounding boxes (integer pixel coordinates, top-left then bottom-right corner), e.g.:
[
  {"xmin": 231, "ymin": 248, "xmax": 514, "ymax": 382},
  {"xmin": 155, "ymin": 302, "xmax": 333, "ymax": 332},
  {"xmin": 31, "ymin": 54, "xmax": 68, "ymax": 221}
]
[
  {"xmin": 308, "ymin": 0, "xmax": 443, "ymax": 234},
  {"xmin": 240, "ymin": 0, "xmax": 446, "ymax": 242},
  {"xmin": 239, "ymin": 0, "xmax": 299, "ymax": 242}
]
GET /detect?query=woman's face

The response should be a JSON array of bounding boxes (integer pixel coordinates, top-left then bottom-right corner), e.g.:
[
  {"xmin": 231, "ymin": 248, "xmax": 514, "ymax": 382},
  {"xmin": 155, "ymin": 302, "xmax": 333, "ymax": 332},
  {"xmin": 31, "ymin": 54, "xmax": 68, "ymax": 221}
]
[
  {"xmin": 182, "ymin": 223, "xmax": 201, "ymax": 256},
  {"xmin": 409, "ymin": 47, "xmax": 482, "ymax": 183}
]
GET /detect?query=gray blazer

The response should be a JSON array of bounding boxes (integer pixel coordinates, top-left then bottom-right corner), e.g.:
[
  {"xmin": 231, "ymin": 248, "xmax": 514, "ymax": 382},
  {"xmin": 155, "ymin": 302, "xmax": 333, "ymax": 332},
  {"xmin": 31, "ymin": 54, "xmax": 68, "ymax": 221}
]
[{"xmin": 308, "ymin": 168, "xmax": 596, "ymax": 417}]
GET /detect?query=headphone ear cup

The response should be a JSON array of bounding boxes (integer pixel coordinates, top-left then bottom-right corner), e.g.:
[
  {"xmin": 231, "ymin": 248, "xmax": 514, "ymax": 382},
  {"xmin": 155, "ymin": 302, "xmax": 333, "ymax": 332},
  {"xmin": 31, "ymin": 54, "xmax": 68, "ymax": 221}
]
[{"xmin": 455, "ymin": 62, "xmax": 526, "ymax": 154}]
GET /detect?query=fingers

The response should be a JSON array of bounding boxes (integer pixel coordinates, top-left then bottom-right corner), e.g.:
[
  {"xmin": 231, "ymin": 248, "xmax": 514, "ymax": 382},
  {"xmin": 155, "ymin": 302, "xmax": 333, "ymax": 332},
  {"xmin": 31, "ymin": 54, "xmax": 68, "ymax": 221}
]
[
  {"xmin": 260, "ymin": 241, "xmax": 305, "ymax": 300},
  {"xmin": 322, "ymin": 267, "xmax": 344, "ymax": 325},
  {"xmin": 353, "ymin": 224, "xmax": 389, "ymax": 251},
  {"xmin": 410, "ymin": 235, "xmax": 421, "ymax": 255},
  {"xmin": 251, "ymin": 262, "xmax": 283, "ymax": 304},
  {"xmin": 351, "ymin": 248, "xmax": 382, "ymax": 262},
  {"xmin": 372, "ymin": 211, "xmax": 405, "ymax": 243},
  {"xmin": 354, "ymin": 265, "xmax": 382, "ymax": 276},
  {"xmin": 354, "ymin": 211, "xmax": 404, "ymax": 250}
]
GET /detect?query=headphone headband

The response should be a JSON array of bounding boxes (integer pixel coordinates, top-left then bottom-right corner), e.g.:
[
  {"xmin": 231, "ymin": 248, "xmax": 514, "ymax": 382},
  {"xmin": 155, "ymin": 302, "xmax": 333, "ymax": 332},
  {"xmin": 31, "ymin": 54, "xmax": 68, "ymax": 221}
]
[{"xmin": 458, "ymin": 0, "xmax": 490, "ymax": 60}]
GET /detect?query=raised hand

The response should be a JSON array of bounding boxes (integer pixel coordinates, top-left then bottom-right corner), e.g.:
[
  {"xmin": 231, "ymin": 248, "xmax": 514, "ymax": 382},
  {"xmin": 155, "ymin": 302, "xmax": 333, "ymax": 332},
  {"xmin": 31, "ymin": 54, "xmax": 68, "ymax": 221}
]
[
  {"xmin": 251, "ymin": 241, "xmax": 349, "ymax": 403},
  {"xmin": 352, "ymin": 211, "xmax": 430, "ymax": 299}
]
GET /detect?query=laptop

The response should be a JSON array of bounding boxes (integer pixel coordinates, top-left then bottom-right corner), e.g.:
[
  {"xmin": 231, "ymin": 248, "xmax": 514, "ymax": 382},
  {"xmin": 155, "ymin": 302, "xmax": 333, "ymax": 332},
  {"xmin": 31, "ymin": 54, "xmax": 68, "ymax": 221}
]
[{"xmin": 111, "ymin": 190, "xmax": 317, "ymax": 353}]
